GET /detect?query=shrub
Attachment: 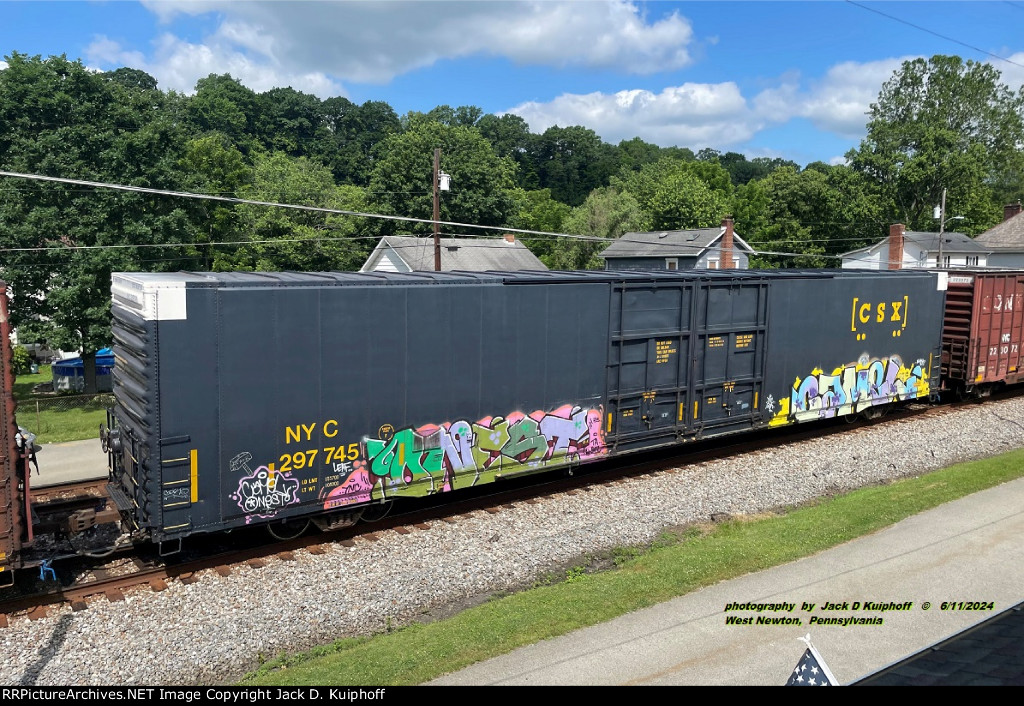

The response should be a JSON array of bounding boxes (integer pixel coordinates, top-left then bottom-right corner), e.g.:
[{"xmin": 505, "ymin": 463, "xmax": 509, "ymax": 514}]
[{"xmin": 11, "ymin": 346, "xmax": 32, "ymax": 375}]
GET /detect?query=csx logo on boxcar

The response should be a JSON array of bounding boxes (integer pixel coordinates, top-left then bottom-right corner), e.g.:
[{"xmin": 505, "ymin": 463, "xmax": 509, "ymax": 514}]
[{"xmin": 851, "ymin": 296, "xmax": 910, "ymax": 341}]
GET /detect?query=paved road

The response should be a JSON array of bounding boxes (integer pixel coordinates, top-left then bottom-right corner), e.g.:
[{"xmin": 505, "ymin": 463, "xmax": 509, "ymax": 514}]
[
  {"xmin": 431, "ymin": 476, "xmax": 1024, "ymax": 686},
  {"xmin": 32, "ymin": 438, "xmax": 108, "ymax": 486}
]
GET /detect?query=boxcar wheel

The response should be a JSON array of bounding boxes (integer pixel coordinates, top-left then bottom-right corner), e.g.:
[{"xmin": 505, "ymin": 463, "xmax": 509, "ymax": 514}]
[
  {"xmin": 361, "ymin": 500, "xmax": 393, "ymax": 523},
  {"xmin": 267, "ymin": 519, "xmax": 310, "ymax": 541}
]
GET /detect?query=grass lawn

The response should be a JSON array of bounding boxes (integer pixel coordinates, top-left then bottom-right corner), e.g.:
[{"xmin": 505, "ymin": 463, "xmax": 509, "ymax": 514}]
[
  {"xmin": 14, "ymin": 365, "xmax": 109, "ymax": 444},
  {"xmin": 240, "ymin": 448, "xmax": 1024, "ymax": 686}
]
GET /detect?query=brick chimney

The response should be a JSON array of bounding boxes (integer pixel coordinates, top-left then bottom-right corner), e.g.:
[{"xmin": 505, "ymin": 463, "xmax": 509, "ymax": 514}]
[
  {"xmin": 721, "ymin": 217, "xmax": 735, "ymax": 269},
  {"xmin": 504, "ymin": 233, "xmax": 515, "ymax": 244},
  {"xmin": 888, "ymin": 223, "xmax": 905, "ymax": 270},
  {"xmin": 1004, "ymin": 202, "xmax": 1022, "ymax": 222}
]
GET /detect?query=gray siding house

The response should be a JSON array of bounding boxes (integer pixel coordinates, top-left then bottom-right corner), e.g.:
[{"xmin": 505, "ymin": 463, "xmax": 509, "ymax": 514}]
[
  {"xmin": 361, "ymin": 234, "xmax": 547, "ymax": 272},
  {"xmin": 975, "ymin": 203, "xmax": 1024, "ymax": 268},
  {"xmin": 599, "ymin": 219, "xmax": 752, "ymax": 270},
  {"xmin": 841, "ymin": 223, "xmax": 989, "ymax": 270}
]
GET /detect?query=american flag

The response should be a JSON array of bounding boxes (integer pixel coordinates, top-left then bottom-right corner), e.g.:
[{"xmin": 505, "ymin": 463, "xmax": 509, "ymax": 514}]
[{"xmin": 786, "ymin": 640, "xmax": 839, "ymax": 686}]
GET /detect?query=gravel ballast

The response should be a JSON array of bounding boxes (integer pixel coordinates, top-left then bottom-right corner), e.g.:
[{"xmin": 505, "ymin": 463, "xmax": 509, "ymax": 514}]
[{"xmin": 2, "ymin": 397, "xmax": 1022, "ymax": 686}]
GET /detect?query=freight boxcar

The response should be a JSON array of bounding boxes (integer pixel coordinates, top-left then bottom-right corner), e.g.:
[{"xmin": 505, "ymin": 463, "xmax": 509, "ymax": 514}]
[
  {"xmin": 941, "ymin": 271, "xmax": 1024, "ymax": 394},
  {"xmin": 104, "ymin": 269, "xmax": 946, "ymax": 549}
]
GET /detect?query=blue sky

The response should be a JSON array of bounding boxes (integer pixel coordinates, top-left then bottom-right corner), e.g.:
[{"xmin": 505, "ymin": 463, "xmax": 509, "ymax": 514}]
[{"xmin": 2, "ymin": 1, "xmax": 1022, "ymax": 166}]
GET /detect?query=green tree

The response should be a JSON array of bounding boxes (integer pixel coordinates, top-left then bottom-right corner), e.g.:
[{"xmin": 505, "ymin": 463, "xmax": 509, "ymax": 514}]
[
  {"xmin": 367, "ymin": 119, "xmax": 518, "ymax": 235},
  {"xmin": 510, "ymin": 188, "xmax": 572, "ymax": 264},
  {"xmin": 256, "ymin": 86, "xmax": 323, "ymax": 158},
  {"xmin": 0, "ymin": 54, "xmax": 196, "ymax": 389},
  {"xmin": 615, "ymin": 158, "xmax": 728, "ymax": 230},
  {"xmin": 477, "ymin": 113, "xmax": 537, "ymax": 189},
  {"xmin": 235, "ymin": 152, "xmax": 370, "ymax": 271},
  {"xmin": 616, "ymin": 137, "xmax": 667, "ymax": 175},
  {"xmin": 527, "ymin": 125, "xmax": 619, "ymax": 206},
  {"xmin": 313, "ymin": 98, "xmax": 401, "ymax": 186},
  {"xmin": 847, "ymin": 54, "xmax": 1024, "ymax": 234},
  {"xmin": 185, "ymin": 74, "xmax": 261, "ymax": 153},
  {"xmin": 734, "ymin": 165, "xmax": 884, "ymax": 268},
  {"xmin": 178, "ymin": 134, "xmax": 253, "ymax": 270},
  {"xmin": 554, "ymin": 187, "xmax": 651, "ymax": 269}
]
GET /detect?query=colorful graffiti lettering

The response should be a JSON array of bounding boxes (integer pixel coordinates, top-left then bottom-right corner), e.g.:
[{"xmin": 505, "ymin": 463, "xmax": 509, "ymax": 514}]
[
  {"xmin": 229, "ymin": 465, "xmax": 300, "ymax": 522},
  {"xmin": 770, "ymin": 355, "xmax": 929, "ymax": 426},
  {"xmin": 233, "ymin": 403, "xmax": 607, "ymax": 512},
  {"xmin": 363, "ymin": 404, "xmax": 606, "ymax": 499}
]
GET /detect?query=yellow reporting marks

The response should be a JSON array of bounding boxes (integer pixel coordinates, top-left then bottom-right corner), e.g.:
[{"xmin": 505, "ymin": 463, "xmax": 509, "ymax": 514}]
[{"xmin": 851, "ymin": 296, "xmax": 910, "ymax": 342}]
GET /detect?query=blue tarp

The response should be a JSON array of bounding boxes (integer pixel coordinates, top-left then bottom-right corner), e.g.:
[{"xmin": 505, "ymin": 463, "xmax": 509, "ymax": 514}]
[{"xmin": 52, "ymin": 348, "xmax": 114, "ymax": 377}]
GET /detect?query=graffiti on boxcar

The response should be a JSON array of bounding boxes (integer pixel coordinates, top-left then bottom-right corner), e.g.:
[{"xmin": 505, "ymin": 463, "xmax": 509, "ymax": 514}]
[
  {"xmin": 358, "ymin": 403, "xmax": 607, "ymax": 499},
  {"xmin": 322, "ymin": 459, "xmax": 373, "ymax": 509},
  {"xmin": 229, "ymin": 464, "xmax": 300, "ymax": 522},
  {"xmin": 770, "ymin": 355, "xmax": 929, "ymax": 426}
]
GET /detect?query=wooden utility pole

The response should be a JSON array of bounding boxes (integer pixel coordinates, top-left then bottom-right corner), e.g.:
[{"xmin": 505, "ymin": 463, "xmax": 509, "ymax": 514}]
[
  {"xmin": 433, "ymin": 148, "xmax": 441, "ymax": 272},
  {"xmin": 937, "ymin": 188, "xmax": 947, "ymax": 269}
]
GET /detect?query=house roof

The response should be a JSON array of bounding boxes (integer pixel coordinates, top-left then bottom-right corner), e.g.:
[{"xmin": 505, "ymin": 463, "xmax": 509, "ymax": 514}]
[
  {"xmin": 976, "ymin": 211, "xmax": 1024, "ymax": 250},
  {"xmin": 361, "ymin": 236, "xmax": 547, "ymax": 272},
  {"xmin": 599, "ymin": 227, "xmax": 753, "ymax": 259},
  {"xmin": 840, "ymin": 230, "xmax": 990, "ymax": 258}
]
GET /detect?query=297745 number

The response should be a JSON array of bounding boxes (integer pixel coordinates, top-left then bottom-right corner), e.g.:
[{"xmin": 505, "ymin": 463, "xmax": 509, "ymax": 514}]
[{"xmin": 276, "ymin": 444, "xmax": 361, "ymax": 472}]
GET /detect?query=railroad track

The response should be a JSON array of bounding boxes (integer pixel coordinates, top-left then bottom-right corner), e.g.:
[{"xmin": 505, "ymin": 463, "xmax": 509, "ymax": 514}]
[{"xmin": 0, "ymin": 391, "xmax": 1009, "ymax": 627}]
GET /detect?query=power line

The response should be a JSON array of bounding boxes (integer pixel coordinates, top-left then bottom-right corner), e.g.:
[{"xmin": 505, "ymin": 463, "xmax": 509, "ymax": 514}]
[
  {"xmin": 845, "ymin": 1, "xmax": 1024, "ymax": 69},
  {"xmin": 0, "ymin": 170, "xmax": 588, "ymax": 243},
  {"xmin": 0, "ymin": 169, "xmax": 896, "ymax": 263}
]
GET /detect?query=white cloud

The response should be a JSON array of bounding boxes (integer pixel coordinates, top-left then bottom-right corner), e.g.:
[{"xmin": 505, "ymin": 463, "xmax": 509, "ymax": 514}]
[
  {"xmin": 0, "ymin": 61, "xmax": 7, "ymax": 71},
  {"xmin": 990, "ymin": 52, "xmax": 1024, "ymax": 90},
  {"xmin": 86, "ymin": 33, "xmax": 344, "ymax": 97},
  {"xmin": 509, "ymin": 83, "xmax": 761, "ymax": 148},
  {"xmin": 505, "ymin": 56, "xmax": 922, "ymax": 153},
  {"xmin": 754, "ymin": 57, "xmax": 914, "ymax": 138},
  {"xmin": 129, "ymin": 0, "xmax": 695, "ymax": 89}
]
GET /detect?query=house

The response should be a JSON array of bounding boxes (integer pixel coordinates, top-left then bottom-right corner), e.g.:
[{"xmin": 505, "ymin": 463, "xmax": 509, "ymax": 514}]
[
  {"xmin": 975, "ymin": 203, "xmax": 1024, "ymax": 268},
  {"xmin": 841, "ymin": 224, "xmax": 990, "ymax": 270},
  {"xmin": 360, "ymin": 234, "xmax": 547, "ymax": 272},
  {"xmin": 598, "ymin": 218, "xmax": 752, "ymax": 271}
]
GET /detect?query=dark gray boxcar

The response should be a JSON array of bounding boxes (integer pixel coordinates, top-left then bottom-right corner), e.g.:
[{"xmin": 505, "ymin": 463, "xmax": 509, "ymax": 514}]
[{"xmin": 105, "ymin": 269, "xmax": 945, "ymax": 545}]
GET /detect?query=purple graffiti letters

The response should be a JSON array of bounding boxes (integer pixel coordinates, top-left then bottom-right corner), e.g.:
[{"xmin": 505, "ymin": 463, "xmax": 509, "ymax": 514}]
[{"xmin": 790, "ymin": 357, "xmax": 926, "ymax": 420}]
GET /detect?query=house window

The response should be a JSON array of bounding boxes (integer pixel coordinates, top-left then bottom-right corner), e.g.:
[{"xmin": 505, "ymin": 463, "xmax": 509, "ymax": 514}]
[
  {"xmin": 943, "ymin": 255, "xmax": 951, "ymax": 268},
  {"xmin": 967, "ymin": 256, "xmax": 978, "ymax": 267},
  {"xmin": 707, "ymin": 258, "xmax": 720, "ymax": 270},
  {"xmin": 666, "ymin": 258, "xmax": 678, "ymax": 271}
]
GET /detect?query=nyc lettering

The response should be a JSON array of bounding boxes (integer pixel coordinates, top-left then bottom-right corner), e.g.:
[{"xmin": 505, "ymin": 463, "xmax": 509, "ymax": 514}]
[{"xmin": 279, "ymin": 420, "xmax": 360, "ymax": 472}]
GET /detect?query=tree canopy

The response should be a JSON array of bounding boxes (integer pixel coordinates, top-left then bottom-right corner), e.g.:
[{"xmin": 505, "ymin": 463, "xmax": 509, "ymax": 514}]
[
  {"xmin": 2, "ymin": 50, "xmax": 1023, "ymax": 362},
  {"xmin": 848, "ymin": 55, "xmax": 1024, "ymax": 233}
]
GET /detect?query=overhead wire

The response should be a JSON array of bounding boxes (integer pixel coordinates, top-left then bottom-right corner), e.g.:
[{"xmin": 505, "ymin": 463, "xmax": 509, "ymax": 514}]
[
  {"xmin": 845, "ymin": 1, "xmax": 1024, "ymax": 69},
  {"xmin": 0, "ymin": 169, "xmax": 981, "ymax": 267}
]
